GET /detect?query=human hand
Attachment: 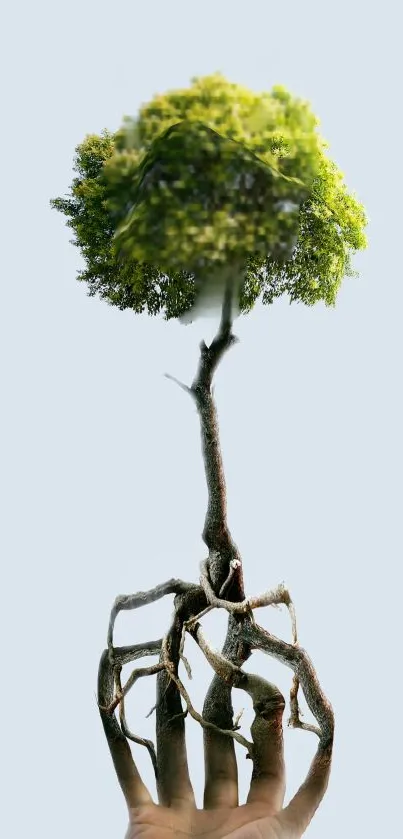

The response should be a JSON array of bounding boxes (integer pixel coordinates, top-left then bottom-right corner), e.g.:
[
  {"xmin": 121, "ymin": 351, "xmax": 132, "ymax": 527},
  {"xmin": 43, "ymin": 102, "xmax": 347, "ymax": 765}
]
[
  {"xmin": 100, "ymin": 671, "xmax": 332, "ymax": 839},
  {"xmin": 125, "ymin": 800, "xmax": 288, "ymax": 838},
  {"xmin": 99, "ymin": 577, "xmax": 333, "ymax": 839}
]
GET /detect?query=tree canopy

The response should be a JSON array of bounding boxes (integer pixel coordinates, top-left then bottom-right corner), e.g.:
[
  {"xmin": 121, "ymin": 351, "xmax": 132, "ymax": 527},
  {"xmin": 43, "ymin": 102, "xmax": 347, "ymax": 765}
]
[{"xmin": 51, "ymin": 73, "xmax": 367, "ymax": 321}]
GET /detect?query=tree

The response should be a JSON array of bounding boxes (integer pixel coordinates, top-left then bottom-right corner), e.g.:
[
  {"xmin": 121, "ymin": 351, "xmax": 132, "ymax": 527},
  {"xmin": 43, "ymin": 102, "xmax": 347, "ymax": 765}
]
[
  {"xmin": 51, "ymin": 72, "xmax": 367, "ymax": 321},
  {"xmin": 52, "ymin": 73, "xmax": 367, "ymax": 836}
]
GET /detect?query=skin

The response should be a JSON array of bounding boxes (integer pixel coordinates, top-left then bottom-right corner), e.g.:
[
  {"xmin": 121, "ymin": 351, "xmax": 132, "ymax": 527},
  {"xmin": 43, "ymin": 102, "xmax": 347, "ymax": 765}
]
[{"xmin": 120, "ymin": 687, "xmax": 333, "ymax": 839}]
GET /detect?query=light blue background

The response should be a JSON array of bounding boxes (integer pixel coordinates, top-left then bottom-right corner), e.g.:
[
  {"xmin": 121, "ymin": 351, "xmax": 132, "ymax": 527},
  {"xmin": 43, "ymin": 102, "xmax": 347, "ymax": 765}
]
[{"xmin": 2, "ymin": 1, "xmax": 401, "ymax": 837}]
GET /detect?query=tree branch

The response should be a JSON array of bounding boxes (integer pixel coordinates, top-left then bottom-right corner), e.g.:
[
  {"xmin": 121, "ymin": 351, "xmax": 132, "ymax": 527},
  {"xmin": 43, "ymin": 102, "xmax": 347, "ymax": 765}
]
[
  {"xmin": 200, "ymin": 561, "xmax": 297, "ymax": 644},
  {"xmin": 107, "ymin": 579, "xmax": 198, "ymax": 655},
  {"xmin": 114, "ymin": 666, "xmax": 159, "ymax": 779},
  {"xmin": 159, "ymin": 632, "xmax": 253, "ymax": 754},
  {"xmin": 237, "ymin": 621, "xmax": 334, "ymax": 746}
]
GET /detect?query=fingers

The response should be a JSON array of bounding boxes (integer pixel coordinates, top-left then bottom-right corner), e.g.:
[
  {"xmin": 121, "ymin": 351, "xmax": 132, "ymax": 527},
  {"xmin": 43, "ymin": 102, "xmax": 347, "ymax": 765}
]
[
  {"xmin": 203, "ymin": 676, "xmax": 239, "ymax": 809},
  {"xmin": 193, "ymin": 621, "xmax": 284, "ymax": 812},
  {"xmin": 98, "ymin": 650, "xmax": 152, "ymax": 809},
  {"xmin": 156, "ymin": 623, "xmax": 196, "ymax": 809},
  {"xmin": 193, "ymin": 619, "xmax": 243, "ymax": 809},
  {"xmin": 244, "ymin": 675, "xmax": 286, "ymax": 812},
  {"xmin": 277, "ymin": 739, "xmax": 333, "ymax": 837}
]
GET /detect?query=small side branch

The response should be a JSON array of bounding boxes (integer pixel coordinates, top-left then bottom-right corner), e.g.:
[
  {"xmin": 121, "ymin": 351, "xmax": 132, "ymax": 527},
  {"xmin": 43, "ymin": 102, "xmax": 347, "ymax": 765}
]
[
  {"xmin": 164, "ymin": 373, "xmax": 193, "ymax": 396},
  {"xmin": 289, "ymin": 674, "xmax": 319, "ymax": 736},
  {"xmin": 115, "ymin": 667, "xmax": 159, "ymax": 779},
  {"xmin": 102, "ymin": 662, "xmax": 165, "ymax": 716}
]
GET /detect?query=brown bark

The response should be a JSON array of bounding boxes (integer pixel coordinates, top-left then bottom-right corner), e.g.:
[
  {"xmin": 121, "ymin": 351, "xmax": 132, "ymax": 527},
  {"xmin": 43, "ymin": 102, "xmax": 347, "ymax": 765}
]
[{"xmin": 98, "ymin": 278, "xmax": 334, "ymax": 825}]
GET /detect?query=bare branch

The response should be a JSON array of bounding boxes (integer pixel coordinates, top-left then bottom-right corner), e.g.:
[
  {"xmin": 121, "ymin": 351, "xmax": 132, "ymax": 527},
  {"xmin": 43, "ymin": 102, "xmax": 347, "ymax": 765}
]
[
  {"xmin": 160, "ymin": 633, "xmax": 253, "ymax": 754},
  {"xmin": 288, "ymin": 674, "xmax": 320, "ymax": 736},
  {"xmin": 237, "ymin": 621, "xmax": 334, "ymax": 746},
  {"xmin": 200, "ymin": 561, "xmax": 297, "ymax": 643},
  {"xmin": 179, "ymin": 651, "xmax": 193, "ymax": 680},
  {"xmin": 101, "ymin": 662, "xmax": 165, "ymax": 716},
  {"xmin": 107, "ymin": 579, "xmax": 197, "ymax": 654},
  {"xmin": 108, "ymin": 640, "xmax": 163, "ymax": 667},
  {"xmin": 163, "ymin": 372, "xmax": 193, "ymax": 396},
  {"xmin": 114, "ymin": 666, "xmax": 159, "ymax": 780},
  {"xmin": 179, "ymin": 605, "xmax": 215, "ymax": 660}
]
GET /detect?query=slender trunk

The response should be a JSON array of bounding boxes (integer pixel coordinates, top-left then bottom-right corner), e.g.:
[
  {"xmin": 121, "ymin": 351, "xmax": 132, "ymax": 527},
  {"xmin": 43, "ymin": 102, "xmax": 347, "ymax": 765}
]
[
  {"xmin": 156, "ymin": 280, "xmax": 252, "ymax": 773},
  {"xmin": 190, "ymin": 281, "xmax": 253, "ymax": 735}
]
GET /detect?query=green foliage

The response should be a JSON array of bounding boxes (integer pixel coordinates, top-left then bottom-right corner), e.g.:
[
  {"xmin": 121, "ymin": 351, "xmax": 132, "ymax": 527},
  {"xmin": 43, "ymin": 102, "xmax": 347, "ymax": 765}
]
[
  {"xmin": 51, "ymin": 73, "xmax": 367, "ymax": 320},
  {"xmin": 110, "ymin": 120, "xmax": 310, "ymax": 272}
]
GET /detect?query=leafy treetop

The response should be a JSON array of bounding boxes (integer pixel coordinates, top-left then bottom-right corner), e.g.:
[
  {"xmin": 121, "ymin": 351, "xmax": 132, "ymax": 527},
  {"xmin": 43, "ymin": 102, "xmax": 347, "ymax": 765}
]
[{"xmin": 51, "ymin": 73, "xmax": 367, "ymax": 321}]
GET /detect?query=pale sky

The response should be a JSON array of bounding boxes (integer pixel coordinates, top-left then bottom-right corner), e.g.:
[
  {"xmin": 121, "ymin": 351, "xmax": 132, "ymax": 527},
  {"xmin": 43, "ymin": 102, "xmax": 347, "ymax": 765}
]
[{"xmin": 2, "ymin": 1, "xmax": 402, "ymax": 837}]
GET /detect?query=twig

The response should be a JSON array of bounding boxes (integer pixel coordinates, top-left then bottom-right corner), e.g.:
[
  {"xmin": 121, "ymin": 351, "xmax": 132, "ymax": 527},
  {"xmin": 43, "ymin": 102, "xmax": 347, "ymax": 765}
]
[
  {"xmin": 164, "ymin": 373, "xmax": 193, "ymax": 396},
  {"xmin": 179, "ymin": 651, "xmax": 193, "ymax": 680},
  {"xmin": 102, "ymin": 662, "xmax": 165, "ymax": 716},
  {"xmin": 179, "ymin": 605, "xmax": 215, "ymax": 661},
  {"xmin": 288, "ymin": 674, "xmax": 319, "ymax": 735},
  {"xmin": 114, "ymin": 667, "xmax": 159, "ymax": 779}
]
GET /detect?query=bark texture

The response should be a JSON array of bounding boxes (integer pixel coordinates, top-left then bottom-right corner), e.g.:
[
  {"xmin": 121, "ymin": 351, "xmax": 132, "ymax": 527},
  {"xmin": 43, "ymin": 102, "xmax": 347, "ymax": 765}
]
[{"xmin": 98, "ymin": 278, "xmax": 334, "ymax": 822}]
